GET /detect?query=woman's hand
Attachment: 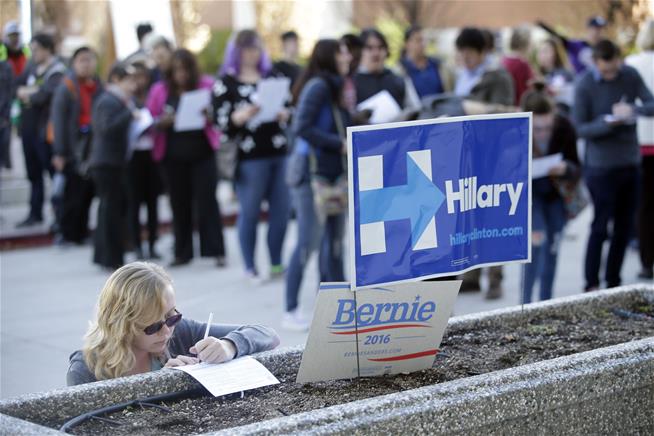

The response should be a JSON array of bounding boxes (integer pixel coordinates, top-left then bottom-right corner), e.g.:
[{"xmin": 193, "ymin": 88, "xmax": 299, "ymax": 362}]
[
  {"xmin": 548, "ymin": 161, "xmax": 567, "ymax": 177},
  {"xmin": 157, "ymin": 112, "xmax": 175, "ymax": 130},
  {"xmin": 276, "ymin": 108, "xmax": 290, "ymax": 124},
  {"xmin": 164, "ymin": 355, "xmax": 199, "ymax": 368},
  {"xmin": 189, "ymin": 337, "xmax": 237, "ymax": 364},
  {"xmin": 231, "ymin": 104, "xmax": 260, "ymax": 127}
]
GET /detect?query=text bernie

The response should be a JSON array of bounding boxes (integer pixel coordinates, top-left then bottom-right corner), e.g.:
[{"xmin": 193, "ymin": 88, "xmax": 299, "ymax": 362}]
[
  {"xmin": 445, "ymin": 176, "xmax": 524, "ymax": 216},
  {"xmin": 332, "ymin": 296, "xmax": 436, "ymax": 327}
]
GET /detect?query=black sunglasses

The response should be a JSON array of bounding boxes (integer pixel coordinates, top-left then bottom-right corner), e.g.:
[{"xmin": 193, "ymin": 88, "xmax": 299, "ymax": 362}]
[{"xmin": 143, "ymin": 310, "xmax": 183, "ymax": 335}]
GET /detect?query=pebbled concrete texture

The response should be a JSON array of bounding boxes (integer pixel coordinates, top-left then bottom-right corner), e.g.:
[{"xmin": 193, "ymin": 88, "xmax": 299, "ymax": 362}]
[{"xmin": 1, "ymin": 285, "xmax": 652, "ymax": 435}]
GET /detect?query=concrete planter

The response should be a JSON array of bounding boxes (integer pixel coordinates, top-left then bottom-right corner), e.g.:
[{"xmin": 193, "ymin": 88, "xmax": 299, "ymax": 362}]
[{"xmin": 1, "ymin": 284, "xmax": 653, "ymax": 435}]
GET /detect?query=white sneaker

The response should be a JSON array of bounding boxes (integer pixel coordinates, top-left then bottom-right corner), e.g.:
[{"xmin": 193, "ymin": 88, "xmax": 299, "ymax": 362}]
[
  {"xmin": 245, "ymin": 269, "xmax": 264, "ymax": 285},
  {"xmin": 282, "ymin": 310, "xmax": 310, "ymax": 332}
]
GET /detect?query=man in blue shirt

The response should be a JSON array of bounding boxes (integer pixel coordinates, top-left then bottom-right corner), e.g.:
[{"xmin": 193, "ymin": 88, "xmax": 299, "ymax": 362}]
[{"xmin": 573, "ymin": 39, "xmax": 654, "ymax": 291}]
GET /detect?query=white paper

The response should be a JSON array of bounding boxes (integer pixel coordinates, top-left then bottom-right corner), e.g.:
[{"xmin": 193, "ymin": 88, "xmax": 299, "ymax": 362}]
[
  {"xmin": 247, "ymin": 77, "xmax": 291, "ymax": 129},
  {"xmin": 174, "ymin": 88, "xmax": 211, "ymax": 132},
  {"xmin": 172, "ymin": 356, "xmax": 279, "ymax": 397},
  {"xmin": 129, "ymin": 108, "xmax": 154, "ymax": 145},
  {"xmin": 356, "ymin": 90, "xmax": 402, "ymax": 124},
  {"xmin": 532, "ymin": 153, "xmax": 563, "ymax": 179}
]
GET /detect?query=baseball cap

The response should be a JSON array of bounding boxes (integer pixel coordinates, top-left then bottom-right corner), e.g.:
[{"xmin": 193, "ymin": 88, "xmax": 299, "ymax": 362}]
[
  {"xmin": 587, "ymin": 16, "xmax": 607, "ymax": 28},
  {"xmin": 3, "ymin": 21, "xmax": 20, "ymax": 37}
]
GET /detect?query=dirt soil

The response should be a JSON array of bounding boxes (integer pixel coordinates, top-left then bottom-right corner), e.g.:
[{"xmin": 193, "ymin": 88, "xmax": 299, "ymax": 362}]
[{"xmin": 66, "ymin": 299, "xmax": 654, "ymax": 435}]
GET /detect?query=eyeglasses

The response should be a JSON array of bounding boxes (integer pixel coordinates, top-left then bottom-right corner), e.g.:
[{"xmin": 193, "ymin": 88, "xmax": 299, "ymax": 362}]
[
  {"xmin": 364, "ymin": 44, "xmax": 385, "ymax": 51},
  {"xmin": 143, "ymin": 309, "xmax": 182, "ymax": 335}
]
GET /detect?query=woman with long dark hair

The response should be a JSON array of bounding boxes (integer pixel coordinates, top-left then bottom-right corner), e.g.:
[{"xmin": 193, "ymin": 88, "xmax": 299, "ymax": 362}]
[
  {"xmin": 521, "ymin": 86, "xmax": 580, "ymax": 303},
  {"xmin": 213, "ymin": 30, "xmax": 290, "ymax": 282},
  {"xmin": 283, "ymin": 39, "xmax": 351, "ymax": 330},
  {"xmin": 147, "ymin": 49, "xmax": 226, "ymax": 267}
]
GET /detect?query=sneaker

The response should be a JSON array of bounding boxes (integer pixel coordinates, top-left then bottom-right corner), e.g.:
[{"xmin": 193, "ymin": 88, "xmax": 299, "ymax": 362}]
[
  {"xmin": 282, "ymin": 310, "xmax": 310, "ymax": 332},
  {"xmin": 269, "ymin": 264, "xmax": 285, "ymax": 280},
  {"xmin": 245, "ymin": 269, "xmax": 263, "ymax": 285},
  {"xmin": 16, "ymin": 216, "xmax": 43, "ymax": 228},
  {"xmin": 486, "ymin": 284, "xmax": 503, "ymax": 300},
  {"xmin": 216, "ymin": 256, "xmax": 227, "ymax": 268},
  {"xmin": 637, "ymin": 268, "xmax": 653, "ymax": 280}
]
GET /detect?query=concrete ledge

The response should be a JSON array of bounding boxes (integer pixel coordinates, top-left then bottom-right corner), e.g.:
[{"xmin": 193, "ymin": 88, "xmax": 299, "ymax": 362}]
[{"xmin": 1, "ymin": 285, "xmax": 652, "ymax": 434}]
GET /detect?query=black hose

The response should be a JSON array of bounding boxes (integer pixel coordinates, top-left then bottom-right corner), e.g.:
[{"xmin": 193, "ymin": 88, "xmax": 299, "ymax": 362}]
[{"xmin": 59, "ymin": 387, "xmax": 207, "ymax": 433}]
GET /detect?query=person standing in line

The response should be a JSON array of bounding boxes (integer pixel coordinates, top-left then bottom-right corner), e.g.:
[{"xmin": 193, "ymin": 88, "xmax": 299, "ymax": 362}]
[
  {"xmin": 501, "ymin": 26, "xmax": 535, "ymax": 106},
  {"xmin": 0, "ymin": 60, "xmax": 13, "ymax": 171},
  {"xmin": 51, "ymin": 46, "xmax": 102, "ymax": 245},
  {"xmin": 213, "ymin": 29, "xmax": 290, "ymax": 282},
  {"xmin": 1, "ymin": 21, "xmax": 30, "ymax": 170},
  {"xmin": 147, "ymin": 49, "xmax": 225, "ymax": 267},
  {"xmin": 396, "ymin": 26, "xmax": 453, "ymax": 107},
  {"xmin": 625, "ymin": 19, "xmax": 654, "ymax": 280},
  {"xmin": 574, "ymin": 39, "xmax": 654, "ymax": 291},
  {"xmin": 535, "ymin": 38, "xmax": 575, "ymax": 116},
  {"xmin": 127, "ymin": 60, "xmax": 162, "ymax": 260},
  {"xmin": 537, "ymin": 16, "xmax": 607, "ymax": 75},
  {"xmin": 354, "ymin": 28, "xmax": 407, "ymax": 113},
  {"xmin": 339, "ymin": 34, "xmax": 363, "ymax": 115},
  {"xmin": 284, "ymin": 39, "xmax": 352, "ymax": 331},
  {"xmin": 124, "ymin": 23, "xmax": 153, "ymax": 65},
  {"xmin": 521, "ymin": 86, "xmax": 580, "ymax": 303},
  {"xmin": 15, "ymin": 33, "xmax": 66, "ymax": 227},
  {"xmin": 144, "ymin": 35, "xmax": 174, "ymax": 85},
  {"xmin": 88, "ymin": 63, "xmax": 138, "ymax": 270},
  {"xmin": 273, "ymin": 30, "xmax": 302, "ymax": 88},
  {"xmin": 453, "ymin": 27, "xmax": 514, "ymax": 299}
]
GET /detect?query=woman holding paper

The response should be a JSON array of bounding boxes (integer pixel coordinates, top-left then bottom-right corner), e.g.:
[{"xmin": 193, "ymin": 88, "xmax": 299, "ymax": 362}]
[
  {"xmin": 213, "ymin": 29, "xmax": 290, "ymax": 282},
  {"xmin": 283, "ymin": 39, "xmax": 352, "ymax": 331},
  {"xmin": 521, "ymin": 86, "xmax": 580, "ymax": 304},
  {"xmin": 147, "ymin": 49, "xmax": 226, "ymax": 267},
  {"xmin": 67, "ymin": 261, "xmax": 280, "ymax": 385}
]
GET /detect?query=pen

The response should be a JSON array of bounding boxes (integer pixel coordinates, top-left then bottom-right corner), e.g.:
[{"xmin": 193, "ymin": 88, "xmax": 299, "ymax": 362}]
[{"xmin": 204, "ymin": 312, "xmax": 213, "ymax": 340}]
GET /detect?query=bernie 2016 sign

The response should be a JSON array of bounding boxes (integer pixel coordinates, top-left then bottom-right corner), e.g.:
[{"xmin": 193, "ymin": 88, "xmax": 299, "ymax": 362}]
[
  {"xmin": 348, "ymin": 113, "xmax": 532, "ymax": 288},
  {"xmin": 296, "ymin": 281, "xmax": 461, "ymax": 383}
]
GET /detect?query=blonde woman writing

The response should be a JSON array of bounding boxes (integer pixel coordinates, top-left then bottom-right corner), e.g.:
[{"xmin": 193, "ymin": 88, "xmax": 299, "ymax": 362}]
[{"xmin": 67, "ymin": 262, "xmax": 280, "ymax": 385}]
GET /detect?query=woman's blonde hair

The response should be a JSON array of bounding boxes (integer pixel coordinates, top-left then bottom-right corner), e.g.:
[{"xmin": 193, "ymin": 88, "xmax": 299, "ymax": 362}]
[{"xmin": 83, "ymin": 262, "xmax": 173, "ymax": 380}]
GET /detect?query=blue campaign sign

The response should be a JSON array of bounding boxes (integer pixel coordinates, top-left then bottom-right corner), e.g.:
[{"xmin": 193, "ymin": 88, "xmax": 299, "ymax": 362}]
[{"xmin": 347, "ymin": 113, "xmax": 532, "ymax": 288}]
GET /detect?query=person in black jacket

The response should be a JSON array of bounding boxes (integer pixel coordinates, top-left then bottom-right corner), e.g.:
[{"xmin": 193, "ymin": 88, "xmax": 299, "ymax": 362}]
[
  {"xmin": 15, "ymin": 33, "xmax": 66, "ymax": 227},
  {"xmin": 354, "ymin": 28, "xmax": 406, "ymax": 116},
  {"xmin": 51, "ymin": 46, "xmax": 103, "ymax": 245},
  {"xmin": 89, "ymin": 63, "xmax": 138, "ymax": 269}
]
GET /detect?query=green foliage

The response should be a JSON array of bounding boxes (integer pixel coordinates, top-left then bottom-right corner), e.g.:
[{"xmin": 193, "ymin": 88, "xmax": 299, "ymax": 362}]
[
  {"xmin": 196, "ymin": 29, "xmax": 232, "ymax": 76},
  {"xmin": 376, "ymin": 13, "xmax": 408, "ymax": 66}
]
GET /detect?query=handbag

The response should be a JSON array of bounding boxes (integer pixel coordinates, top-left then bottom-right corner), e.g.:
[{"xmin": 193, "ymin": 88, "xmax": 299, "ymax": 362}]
[
  {"xmin": 285, "ymin": 137, "xmax": 310, "ymax": 187},
  {"xmin": 552, "ymin": 178, "xmax": 589, "ymax": 220},
  {"xmin": 311, "ymin": 104, "xmax": 349, "ymax": 216},
  {"xmin": 216, "ymin": 136, "xmax": 239, "ymax": 181}
]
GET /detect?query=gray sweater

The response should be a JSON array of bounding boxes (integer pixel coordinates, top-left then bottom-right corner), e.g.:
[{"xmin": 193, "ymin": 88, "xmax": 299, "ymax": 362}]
[
  {"xmin": 573, "ymin": 65, "xmax": 654, "ymax": 169},
  {"xmin": 67, "ymin": 319, "xmax": 280, "ymax": 386}
]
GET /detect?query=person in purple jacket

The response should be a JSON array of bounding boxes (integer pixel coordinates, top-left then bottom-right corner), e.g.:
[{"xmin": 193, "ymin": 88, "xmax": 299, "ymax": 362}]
[{"xmin": 67, "ymin": 262, "xmax": 280, "ymax": 386}]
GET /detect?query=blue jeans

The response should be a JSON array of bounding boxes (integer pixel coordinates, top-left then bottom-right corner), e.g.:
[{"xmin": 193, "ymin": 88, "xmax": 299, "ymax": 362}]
[
  {"xmin": 522, "ymin": 193, "xmax": 567, "ymax": 303},
  {"xmin": 584, "ymin": 166, "xmax": 640, "ymax": 289},
  {"xmin": 285, "ymin": 181, "xmax": 345, "ymax": 312},
  {"xmin": 234, "ymin": 156, "xmax": 290, "ymax": 272}
]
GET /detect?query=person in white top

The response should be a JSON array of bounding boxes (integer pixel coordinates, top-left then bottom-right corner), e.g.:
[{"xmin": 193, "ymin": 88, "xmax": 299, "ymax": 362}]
[{"xmin": 625, "ymin": 18, "xmax": 654, "ymax": 279}]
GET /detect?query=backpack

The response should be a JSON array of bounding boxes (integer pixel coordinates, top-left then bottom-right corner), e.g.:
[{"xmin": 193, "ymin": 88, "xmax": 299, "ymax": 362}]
[{"xmin": 46, "ymin": 76, "xmax": 77, "ymax": 145}]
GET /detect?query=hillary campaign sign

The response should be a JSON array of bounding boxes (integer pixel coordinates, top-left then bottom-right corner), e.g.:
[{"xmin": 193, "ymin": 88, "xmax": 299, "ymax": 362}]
[
  {"xmin": 296, "ymin": 280, "xmax": 461, "ymax": 383},
  {"xmin": 348, "ymin": 113, "xmax": 532, "ymax": 288}
]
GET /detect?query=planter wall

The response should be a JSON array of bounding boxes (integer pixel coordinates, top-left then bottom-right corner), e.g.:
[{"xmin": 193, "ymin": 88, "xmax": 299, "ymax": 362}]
[{"xmin": 1, "ymin": 284, "xmax": 652, "ymax": 435}]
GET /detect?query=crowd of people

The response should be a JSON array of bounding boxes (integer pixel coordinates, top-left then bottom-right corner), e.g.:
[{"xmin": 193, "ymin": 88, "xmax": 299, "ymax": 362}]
[{"xmin": 1, "ymin": 15, "xmax": 653, "ymax": 333}]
